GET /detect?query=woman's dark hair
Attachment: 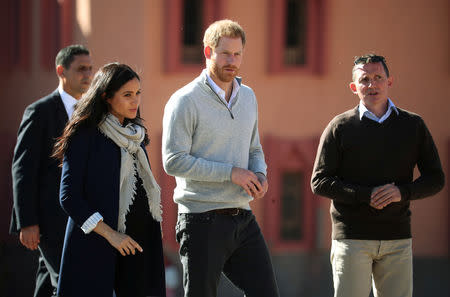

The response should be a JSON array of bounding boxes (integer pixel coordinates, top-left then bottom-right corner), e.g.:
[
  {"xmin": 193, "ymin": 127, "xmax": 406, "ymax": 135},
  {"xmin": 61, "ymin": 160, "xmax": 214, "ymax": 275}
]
[{"xmin": 53, "ymin": 62, "xmax": 149, "ymax": 164}]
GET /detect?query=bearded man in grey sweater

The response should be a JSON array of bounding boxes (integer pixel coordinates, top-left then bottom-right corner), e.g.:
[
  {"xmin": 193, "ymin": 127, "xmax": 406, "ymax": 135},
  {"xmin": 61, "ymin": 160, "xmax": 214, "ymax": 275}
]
[{"xmin": 162, "ymin": 19, "xmax": 279, "ymax": 297}]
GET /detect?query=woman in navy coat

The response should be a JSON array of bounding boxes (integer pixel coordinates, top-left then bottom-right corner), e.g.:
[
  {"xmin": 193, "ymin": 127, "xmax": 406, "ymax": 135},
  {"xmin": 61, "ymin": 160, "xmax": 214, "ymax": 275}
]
[{"xmin": 53, "ymin": 63, "xmax": 166, "ymax": 297}]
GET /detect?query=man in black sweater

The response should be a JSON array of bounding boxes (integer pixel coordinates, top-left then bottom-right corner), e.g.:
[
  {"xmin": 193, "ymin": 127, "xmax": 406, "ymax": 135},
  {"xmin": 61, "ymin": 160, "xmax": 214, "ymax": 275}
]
[{"xmin": 311, "ymin": 54, "xmax": 444, "ymax": 297}]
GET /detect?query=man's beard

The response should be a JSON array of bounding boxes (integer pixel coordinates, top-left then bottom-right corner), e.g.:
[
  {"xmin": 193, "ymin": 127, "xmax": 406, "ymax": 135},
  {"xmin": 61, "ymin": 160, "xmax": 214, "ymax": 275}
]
[{"xmin": 211, "ymin": 62, "xmax": 239, "ymax": 83}]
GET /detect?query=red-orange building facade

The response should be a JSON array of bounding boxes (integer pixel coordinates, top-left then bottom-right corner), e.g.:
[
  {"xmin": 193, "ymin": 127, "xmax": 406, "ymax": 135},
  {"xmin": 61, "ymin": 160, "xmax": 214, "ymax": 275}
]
[{"xmin": 0, "ymin": 0, "xmax": 448, "ymax": 296}]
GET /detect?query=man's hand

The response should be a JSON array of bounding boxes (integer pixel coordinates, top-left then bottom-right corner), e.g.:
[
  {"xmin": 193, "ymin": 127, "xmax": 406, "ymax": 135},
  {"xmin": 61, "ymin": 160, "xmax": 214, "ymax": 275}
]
[
  {"xmin": 254, "ymin": 172, "xmax": 269, "ymax": 199},
  {"xmin": 19, "ymin": 225, "xmax": 40, "ymax": 250},
  {"xmin": 231, "ymin": 167, "xmax": 263, "ymax": 198},
  {"xmin": 370, "ymin": 183, "xmax": 401, "ymax": 209}
]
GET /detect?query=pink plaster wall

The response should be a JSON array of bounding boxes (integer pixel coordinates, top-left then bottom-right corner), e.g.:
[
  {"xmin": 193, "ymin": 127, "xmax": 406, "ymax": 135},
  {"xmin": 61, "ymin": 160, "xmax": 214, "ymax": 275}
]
[{"xmin": 1, "ymin": 0, "xmax": 448, "ymax": 256}]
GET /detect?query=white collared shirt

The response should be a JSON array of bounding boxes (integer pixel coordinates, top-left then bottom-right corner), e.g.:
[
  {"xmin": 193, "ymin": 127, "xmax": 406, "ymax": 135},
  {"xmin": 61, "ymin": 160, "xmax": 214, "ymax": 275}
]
[
  {"xmin": 58, "ymin": 86, "xmax": 78, "ymax": 118},
  {"xmin": 205, "ymin": 70, "xmax": 240, "ymax": 108},
  {"xmin": 359, "ymin": 98, "xmax": 399, "ymax": 123}
]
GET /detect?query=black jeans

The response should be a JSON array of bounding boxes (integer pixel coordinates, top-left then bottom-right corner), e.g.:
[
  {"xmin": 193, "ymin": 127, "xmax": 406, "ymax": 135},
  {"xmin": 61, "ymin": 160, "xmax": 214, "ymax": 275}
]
[{"xmin": 176, "ymin": 210, "xmax": 280, "ymax": 297}]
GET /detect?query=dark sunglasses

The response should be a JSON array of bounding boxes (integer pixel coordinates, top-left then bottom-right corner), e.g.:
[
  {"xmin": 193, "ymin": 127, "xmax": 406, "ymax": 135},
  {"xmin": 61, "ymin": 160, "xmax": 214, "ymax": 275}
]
[{"xmin": 354, "ymin": 55, "xmax": 386, "ymax": 65}]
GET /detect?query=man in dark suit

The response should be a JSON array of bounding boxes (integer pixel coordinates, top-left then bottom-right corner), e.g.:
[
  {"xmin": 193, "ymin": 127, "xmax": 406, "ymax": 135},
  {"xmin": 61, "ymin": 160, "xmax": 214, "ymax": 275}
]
[{"xmin": 10, "ymin": 44, "xmax": 93, "ymax": 297}]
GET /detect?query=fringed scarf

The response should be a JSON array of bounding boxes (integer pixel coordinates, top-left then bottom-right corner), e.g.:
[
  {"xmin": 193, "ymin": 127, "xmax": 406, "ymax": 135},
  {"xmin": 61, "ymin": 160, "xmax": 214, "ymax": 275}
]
[{"xmin": 99, "ymin": 114, "xmax": 162, "ymax": 233}]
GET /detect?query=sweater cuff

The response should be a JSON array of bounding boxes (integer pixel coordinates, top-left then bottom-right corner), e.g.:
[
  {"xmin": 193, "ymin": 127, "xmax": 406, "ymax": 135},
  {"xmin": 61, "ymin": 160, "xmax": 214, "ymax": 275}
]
[
  {"xmin": 224, "ymin": 164, "xmax": 234, "ymax": 181},
  {"xmin": 81, "ymin": 212, "xmax": 103, "ymax": 234},
  {"xmin": 248, "ymin": 163, "xmax": 267, "ymax": 177},
  {"xmin": 397, "ymin": 184, "xmax": 410, "ymax": 201},
  {"xmin": 355, "ymin": 186, "xmax": 372, "ymax": 204}
]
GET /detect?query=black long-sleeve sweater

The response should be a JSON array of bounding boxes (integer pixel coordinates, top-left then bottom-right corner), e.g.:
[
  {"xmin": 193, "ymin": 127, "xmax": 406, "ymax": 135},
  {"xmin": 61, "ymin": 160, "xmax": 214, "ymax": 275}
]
[{"xmin": 311, "ymin": 106, "xmax": 445, "ymax": 240}]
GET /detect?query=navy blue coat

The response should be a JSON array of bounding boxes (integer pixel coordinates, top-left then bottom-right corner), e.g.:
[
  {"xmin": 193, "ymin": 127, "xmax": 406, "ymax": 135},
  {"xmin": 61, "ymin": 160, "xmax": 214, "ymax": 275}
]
[{"xmin": 57, "ymin": 126, "xmax": 125, "ymax": 297}]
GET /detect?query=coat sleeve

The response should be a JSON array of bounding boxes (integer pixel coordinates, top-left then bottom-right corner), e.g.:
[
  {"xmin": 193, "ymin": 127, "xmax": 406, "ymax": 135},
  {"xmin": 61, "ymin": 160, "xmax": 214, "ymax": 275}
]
[
  {"xmin": 59, "ymin": 128, "xmax": 99, "ymax": 228},
  {"xmin": 310, "ymin": 121, "xmax": 372, "ymax": 205},
  {"xmin": 397, "ymin": 118, "xmax": 445, "ymax": 200},
  {"xmin": 11, "ymin": 104, "xmax": 45, "ymax": 230}
]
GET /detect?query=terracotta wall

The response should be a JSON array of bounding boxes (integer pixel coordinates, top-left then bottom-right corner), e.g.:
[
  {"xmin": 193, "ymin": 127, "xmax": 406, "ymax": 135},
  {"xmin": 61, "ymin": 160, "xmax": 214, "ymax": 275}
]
[
  {"xmin": 137, "ymin": 0, "xmax": 448, "ymax": 256},
  {"xmin": 0, "ymin": 0, "xmax": 448, "ymax": 256}
]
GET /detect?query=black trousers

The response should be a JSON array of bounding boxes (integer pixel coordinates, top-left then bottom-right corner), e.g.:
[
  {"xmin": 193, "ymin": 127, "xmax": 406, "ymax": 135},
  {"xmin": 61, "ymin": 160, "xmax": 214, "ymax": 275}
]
[
  {"xmin": 33, "ymin": 254, "xmax": 54, "ymax": 297},
  {"xmin": 35, "ymin": 236, "xmax": 63, "ymax": 297},
  {"xmin": 176, "ymin": 210, "xmax": 280, "ymax": 297}
]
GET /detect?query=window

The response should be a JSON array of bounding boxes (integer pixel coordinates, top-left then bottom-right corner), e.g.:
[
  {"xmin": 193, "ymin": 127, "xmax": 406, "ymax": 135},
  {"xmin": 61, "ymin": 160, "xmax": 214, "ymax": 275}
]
[
  {"xmin": 0, "ymin": 0, "xmax": 31, "ymax": 71},
  {"xmin": 40, "ymin": 0, "xmax": 73, "ymax": 70},
  {"xmin": 182, "ymin": 0, "xmax": 204, "ymax": 64},
  {"xmin": 165, "ymin": 0, "xmax": 223, "ymax": 72},
  {"xmin": 285, "ymin": 0, "xmax": 307, "ymax": 65},
  {"xmin": 263, "ymin": 135, "xmax": 320, "ymax": 251},
  {"xmin": 269, "ymin": 0, "xmax": 324, "ymax": 74},
  {"xmin": 280, "ymin": 171, "xmax": 304, "ymax": 241}
]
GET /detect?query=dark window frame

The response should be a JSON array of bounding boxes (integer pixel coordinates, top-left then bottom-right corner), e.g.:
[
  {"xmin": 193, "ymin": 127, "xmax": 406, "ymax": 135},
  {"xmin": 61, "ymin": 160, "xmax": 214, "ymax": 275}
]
[
  {"xmin": 263, "ymin": 135, "xmax": 319, "ymax": 252},
  {"xmin": 268, "ymin": 0, "xmax": 325, "ymax": 74},
  {"xmin": 164, "ymin": 0, "xmax": 223, "ymax": 72},
  {"xmin": 280, "ymin": 171, "xmax": 305, "ymax": 241},
  {"xmin": 0, "ymin": 0, "xmax": 31, "ymax": 71},
  {"xmin": 40, "ymin": 0, "xmax": 73, "ymax": 70}
]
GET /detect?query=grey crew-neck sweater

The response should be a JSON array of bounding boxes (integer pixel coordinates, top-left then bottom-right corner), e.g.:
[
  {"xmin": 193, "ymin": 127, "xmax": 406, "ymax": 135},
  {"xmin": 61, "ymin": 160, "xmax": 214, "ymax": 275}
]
[
  {"xmin": 311, "ymin": 106, "xmax": 444, "ymax": 240},
  {"xmin": 162, "ymin": 71, "xmax": 267, "ymax": 213}
]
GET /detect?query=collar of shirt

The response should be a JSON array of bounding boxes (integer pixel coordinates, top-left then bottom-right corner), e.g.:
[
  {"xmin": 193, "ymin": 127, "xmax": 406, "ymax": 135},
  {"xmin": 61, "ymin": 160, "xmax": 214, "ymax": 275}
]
[
  {"xmin": 205, "ymin": 69, "xmax": 240, "ymax": 108},
  {"xmin": 58, "ymin": 86, "xmax": 78, "ymax": 118},
  {"xmin": 359, "ymin": 98, "xmax": 399, "ymax": 123}
]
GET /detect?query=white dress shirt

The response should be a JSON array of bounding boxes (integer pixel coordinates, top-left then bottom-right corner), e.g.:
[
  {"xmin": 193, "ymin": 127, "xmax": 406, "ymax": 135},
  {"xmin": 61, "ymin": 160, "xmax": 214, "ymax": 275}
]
[
  {"xmin": 205, "ymin": 70, "xmax": 240, "ymax": 108},
  {"xmin": 58, "ymin": 86, "xmax": 78, "ymax": 118},
  {"xmin": 359, "ymin": 98, "xmax": 399, "ymax": 123}
]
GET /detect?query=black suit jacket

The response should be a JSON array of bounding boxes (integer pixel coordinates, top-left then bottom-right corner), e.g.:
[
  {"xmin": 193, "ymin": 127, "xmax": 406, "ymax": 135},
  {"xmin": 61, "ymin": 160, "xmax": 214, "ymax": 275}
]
[{"xmin": 10, "ymin": 89, "xmax": 69, "ymax": 242}]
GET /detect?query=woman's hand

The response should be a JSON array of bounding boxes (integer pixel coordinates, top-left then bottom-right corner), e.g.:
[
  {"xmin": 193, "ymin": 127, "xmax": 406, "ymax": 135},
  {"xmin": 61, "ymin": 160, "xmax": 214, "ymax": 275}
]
[
  {"xmin": 93, "ymin": 221, "xmax": 143, "ymax": 256},
  {"xmin": 107, "ymin": 230, "xmax": 143, "ymax": 256}
]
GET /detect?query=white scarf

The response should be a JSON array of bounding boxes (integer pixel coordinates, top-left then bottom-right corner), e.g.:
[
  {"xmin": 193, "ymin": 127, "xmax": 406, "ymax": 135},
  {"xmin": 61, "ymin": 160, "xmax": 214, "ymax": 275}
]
[{"xmin": 99, "ymin": 114, "xmax": 162, "ymax": 233}]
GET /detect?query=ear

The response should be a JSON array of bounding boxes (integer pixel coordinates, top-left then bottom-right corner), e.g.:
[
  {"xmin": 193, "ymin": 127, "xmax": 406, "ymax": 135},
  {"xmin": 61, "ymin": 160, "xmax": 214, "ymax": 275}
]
[
  {"xmin": 349, "ymin": 82, "xmax": 357, "ymax": 94},
  {"xmin": 387, "ymin": 76, "xmax": 393, "ymax": 87},
  {"xmin": 204, "ymin": 46, "xmax": 212, "ymax": 59},
  {"xmin": 56, "ymin": 65, "xmax": 65, "ymax": 78}
]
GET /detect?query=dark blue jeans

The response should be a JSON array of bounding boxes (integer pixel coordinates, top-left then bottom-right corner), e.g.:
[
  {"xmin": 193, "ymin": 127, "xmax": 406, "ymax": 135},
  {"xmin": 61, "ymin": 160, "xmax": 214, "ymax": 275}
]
[{"xmin": 176, "ymin": 210, "xmax": 280, "ymax": 297}]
